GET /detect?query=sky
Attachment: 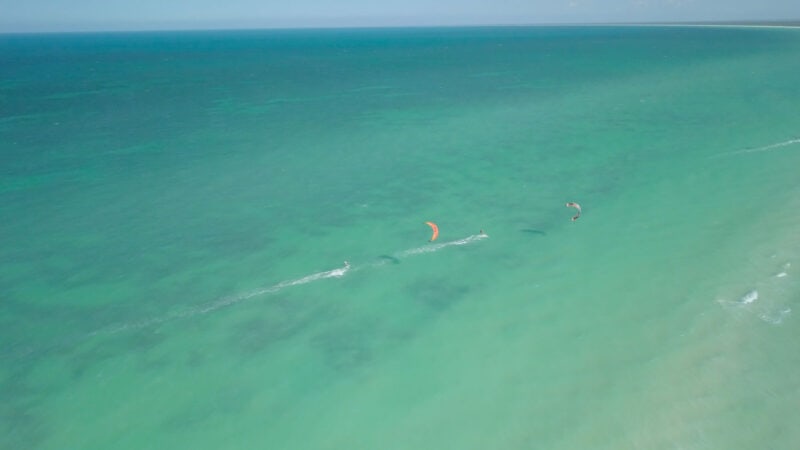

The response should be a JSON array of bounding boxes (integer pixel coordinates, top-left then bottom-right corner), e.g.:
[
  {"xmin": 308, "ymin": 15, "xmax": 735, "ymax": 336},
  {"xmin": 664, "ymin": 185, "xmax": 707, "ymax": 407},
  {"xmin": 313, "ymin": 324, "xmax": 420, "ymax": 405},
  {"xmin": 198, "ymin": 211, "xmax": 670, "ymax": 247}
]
[{"xmin": 1, "ymin": 0, "xmax": 799, "ymax": 33}]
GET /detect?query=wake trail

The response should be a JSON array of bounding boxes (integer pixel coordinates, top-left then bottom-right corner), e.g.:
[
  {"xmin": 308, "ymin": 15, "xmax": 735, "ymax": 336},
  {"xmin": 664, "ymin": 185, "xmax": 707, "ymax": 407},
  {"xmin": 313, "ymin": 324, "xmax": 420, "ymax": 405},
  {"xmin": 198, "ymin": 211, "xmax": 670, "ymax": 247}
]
[
  {"xmin": 712, "ymin": 138, "xmax": 800, "ymax": 158},
  {"xmin": 92, "ymin": 264, "xmax": 353, "ymax": 336},
  {"xmin": 395, "ymin": 233, "xmax": 489, "ymax": 258},
  {"xmin": 90, "ymin": 233, "xmax": 489, "ymax": 337}
]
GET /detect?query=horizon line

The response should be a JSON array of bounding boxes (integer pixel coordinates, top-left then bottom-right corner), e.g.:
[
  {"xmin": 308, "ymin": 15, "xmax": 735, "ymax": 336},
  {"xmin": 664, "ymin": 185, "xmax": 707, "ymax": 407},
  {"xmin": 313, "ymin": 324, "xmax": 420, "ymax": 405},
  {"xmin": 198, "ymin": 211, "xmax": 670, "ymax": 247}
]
[{"xmin": 2, "ymin": 19, "xmax": 800, "ymax": 36}]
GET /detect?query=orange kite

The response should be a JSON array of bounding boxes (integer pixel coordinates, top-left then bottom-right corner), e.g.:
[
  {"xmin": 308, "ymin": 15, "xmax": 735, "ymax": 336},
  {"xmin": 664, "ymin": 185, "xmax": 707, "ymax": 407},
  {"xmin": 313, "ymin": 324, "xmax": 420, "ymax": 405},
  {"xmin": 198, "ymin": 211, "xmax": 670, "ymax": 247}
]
[{"xmin": 425, "ymin": 221, "xmax": 439, "ymax": 241}]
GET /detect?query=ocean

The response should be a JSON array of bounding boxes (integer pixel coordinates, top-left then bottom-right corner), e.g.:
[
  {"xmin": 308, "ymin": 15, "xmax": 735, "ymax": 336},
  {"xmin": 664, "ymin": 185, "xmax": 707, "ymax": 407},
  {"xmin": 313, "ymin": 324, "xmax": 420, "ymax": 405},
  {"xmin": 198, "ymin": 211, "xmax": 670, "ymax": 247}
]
[{"xmin": 1, "ymin": 25, "xmax": 799, "ymax": 449}]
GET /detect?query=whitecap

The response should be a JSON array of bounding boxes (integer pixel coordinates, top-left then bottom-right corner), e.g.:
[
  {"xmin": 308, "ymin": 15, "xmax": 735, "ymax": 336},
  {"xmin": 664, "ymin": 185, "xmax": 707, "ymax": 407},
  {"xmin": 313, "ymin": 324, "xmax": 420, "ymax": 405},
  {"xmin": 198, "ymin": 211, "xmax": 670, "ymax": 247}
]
[
  {"xmin": 759, "ymin": 308, "xmax": 791, "ymax": 325},
  {"xmin": 739, "ymin": 290, "xmax": 759, "ymax": 304}
]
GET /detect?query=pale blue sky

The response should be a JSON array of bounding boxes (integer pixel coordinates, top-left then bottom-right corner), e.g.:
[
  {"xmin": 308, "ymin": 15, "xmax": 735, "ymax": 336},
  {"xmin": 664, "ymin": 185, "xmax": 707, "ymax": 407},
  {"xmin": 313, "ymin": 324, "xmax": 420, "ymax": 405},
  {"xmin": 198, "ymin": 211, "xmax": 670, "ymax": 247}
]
[{"xmin": 1, "ymin": 0, "xmax": 799, "ymax": 33}]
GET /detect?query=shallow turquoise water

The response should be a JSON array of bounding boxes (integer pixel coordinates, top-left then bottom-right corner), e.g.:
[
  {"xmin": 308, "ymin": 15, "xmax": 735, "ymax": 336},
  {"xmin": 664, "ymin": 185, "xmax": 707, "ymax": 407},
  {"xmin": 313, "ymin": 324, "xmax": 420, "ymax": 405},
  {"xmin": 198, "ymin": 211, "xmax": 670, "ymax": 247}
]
[{"xmin": 2, "ymin": 26, "xmax": 800, "ymax": 449}]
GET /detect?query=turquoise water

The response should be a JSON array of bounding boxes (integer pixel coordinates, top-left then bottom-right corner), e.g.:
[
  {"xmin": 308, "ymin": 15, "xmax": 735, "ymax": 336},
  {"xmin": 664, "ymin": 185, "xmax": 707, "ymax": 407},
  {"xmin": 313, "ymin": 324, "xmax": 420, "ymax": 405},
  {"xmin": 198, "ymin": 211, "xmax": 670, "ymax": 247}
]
[{"xmin": 2, "ymin": 26, "xmax": 800, "ymax": 449}]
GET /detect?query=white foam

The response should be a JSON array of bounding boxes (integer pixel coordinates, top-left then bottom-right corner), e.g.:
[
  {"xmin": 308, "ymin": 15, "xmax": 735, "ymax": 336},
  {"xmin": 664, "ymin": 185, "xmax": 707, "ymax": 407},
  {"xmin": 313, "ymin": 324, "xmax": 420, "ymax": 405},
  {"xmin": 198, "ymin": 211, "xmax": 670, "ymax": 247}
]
[
  {"xmin": 740, "ymin": 290, "xmax": 759, "ymax": 304},
  {"xmin": 717, "ymin": 257, "xmax": 796, "ymax": 324},
  {"xmin": 772, "ymin": 262, "xmax": 791, "ymax": 278},
  {"xmin": 759, "ymin": 308, "xmax": 791, "ymax": 325}
]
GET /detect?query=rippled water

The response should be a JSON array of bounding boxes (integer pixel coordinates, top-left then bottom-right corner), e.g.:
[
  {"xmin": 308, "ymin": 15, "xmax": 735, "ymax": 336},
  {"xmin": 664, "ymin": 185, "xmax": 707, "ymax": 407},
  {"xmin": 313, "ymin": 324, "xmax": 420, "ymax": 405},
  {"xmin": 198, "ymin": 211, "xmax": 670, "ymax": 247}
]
[{"xmin": 2, "ymin": 26, "xmax": 800, "ymax": 449}]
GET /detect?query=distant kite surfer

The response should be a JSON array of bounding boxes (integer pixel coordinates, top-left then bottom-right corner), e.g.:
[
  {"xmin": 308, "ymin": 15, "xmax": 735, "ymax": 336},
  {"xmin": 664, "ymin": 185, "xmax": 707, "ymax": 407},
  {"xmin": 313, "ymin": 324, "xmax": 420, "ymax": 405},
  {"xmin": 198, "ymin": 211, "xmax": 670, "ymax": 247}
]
[{"xmin": 566, "ymin": 202, "xmax": 581, "ymax": 221}]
